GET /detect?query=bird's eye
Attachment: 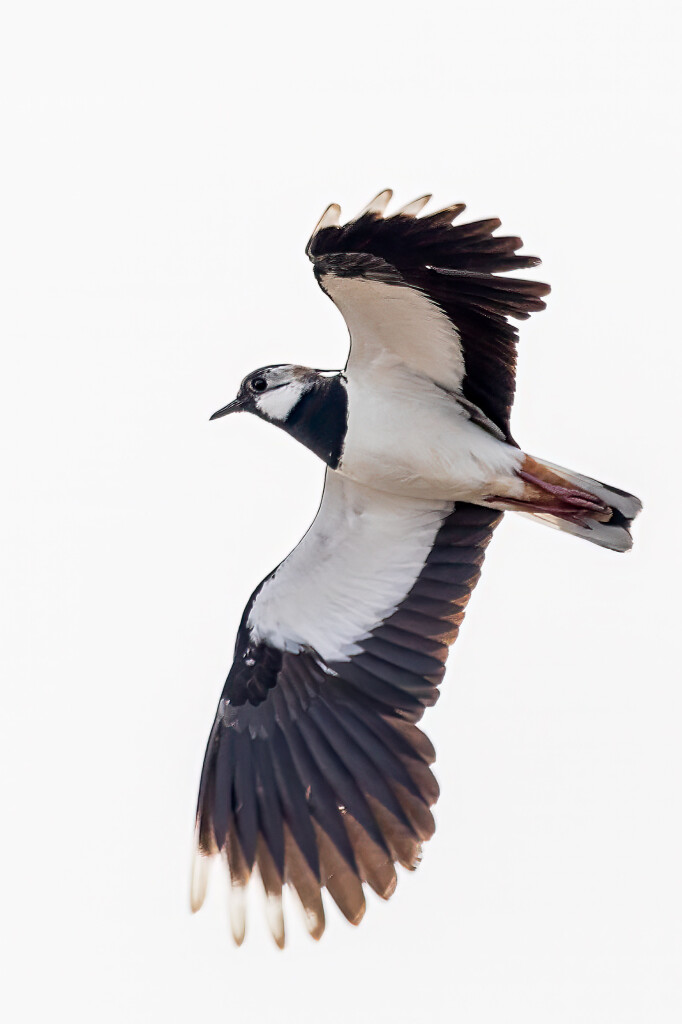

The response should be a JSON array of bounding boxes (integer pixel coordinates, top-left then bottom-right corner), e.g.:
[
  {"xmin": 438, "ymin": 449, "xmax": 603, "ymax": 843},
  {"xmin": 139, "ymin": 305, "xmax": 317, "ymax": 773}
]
[{"xmin": 250, "ymin": 377, "xmax": 267, "ymax": 393}]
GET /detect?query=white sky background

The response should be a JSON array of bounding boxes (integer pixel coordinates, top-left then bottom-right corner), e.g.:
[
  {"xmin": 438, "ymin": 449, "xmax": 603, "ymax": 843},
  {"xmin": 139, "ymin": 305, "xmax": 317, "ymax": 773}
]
[{"xmin": 1, "ymin": 1, "xmax": 680, "ymax": 1021}]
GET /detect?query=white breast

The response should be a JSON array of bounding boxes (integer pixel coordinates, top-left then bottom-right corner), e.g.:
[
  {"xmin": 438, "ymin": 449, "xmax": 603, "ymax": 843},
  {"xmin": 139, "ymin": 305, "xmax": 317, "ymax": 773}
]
[
  {"xmin": 340, "ymin": 356, "xmax": 524, "ymax": 501},
  {"xmin": 248, "ymin": 471, "xmax": 450, "ymax": 663}
]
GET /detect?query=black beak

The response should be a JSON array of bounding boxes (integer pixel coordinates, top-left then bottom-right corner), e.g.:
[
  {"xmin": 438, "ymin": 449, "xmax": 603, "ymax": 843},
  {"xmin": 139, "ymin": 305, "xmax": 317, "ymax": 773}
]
[{"xmin": 209, "ymin": 396, "xmax": 245, "ymax": 421}]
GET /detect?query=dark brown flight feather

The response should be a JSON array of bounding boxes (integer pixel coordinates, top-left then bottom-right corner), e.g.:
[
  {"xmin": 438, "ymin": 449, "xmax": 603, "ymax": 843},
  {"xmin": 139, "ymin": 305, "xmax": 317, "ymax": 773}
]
[
  {"xmin": 194, "ymin": 503, "xmax": 501, "ymax": 944},
  {"xmin": 307, "ymin": 196, "xmax": 550, "ymax": 443}
]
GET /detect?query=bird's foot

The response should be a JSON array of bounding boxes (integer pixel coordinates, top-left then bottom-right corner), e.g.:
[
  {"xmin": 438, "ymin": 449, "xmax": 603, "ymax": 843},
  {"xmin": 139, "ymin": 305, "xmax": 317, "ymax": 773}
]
[
  {"xmin": 517, "ymin": 470, "xmax": 609, "ymax": 515},
  {"xmin": 483, "ymin": 493, "xmax": 594, "ymax": 527}
]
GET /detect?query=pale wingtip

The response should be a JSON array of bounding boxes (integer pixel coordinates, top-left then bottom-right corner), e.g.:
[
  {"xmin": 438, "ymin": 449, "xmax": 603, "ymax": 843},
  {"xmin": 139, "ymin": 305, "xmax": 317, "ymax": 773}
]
[
  {"xmin": 355, "ymin": 188, "xmax": 393, "ymax": 219},
  {"xmin": 306, "ymin": 202, "xmax": 342, "ymax": 258},
  {"xmin": 265, "ymin": 893, "xmax": 286, "ymax": 949},
  {"xmin": 305, "ymin": 906, "xmax": 326, "ymax": 941},
  {"xmin": 395, "ymin": 194, "xmax": 432, "ymax": 217},
  {"xmin": 311, "ymin": 202, "xmax": 341, "ymax": 236},
  {"xmin": 229, "ymin": 884, "xmax": 247, "ymax": 946},
  {"xmin": 190, "ymin": 840, "xmax": 210, "ymax": 913}
]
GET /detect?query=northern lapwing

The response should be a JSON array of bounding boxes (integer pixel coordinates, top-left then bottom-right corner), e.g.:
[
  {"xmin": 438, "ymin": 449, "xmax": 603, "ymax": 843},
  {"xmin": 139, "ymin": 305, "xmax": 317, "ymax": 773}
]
[{"xmin": 193, "ymin": 191, "xmax": 642, "ymax": 946}]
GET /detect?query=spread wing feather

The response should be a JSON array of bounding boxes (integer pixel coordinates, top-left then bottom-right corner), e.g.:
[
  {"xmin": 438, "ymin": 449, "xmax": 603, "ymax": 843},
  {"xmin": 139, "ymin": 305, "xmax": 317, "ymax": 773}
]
[
  {"xmin": 306, "ymin": 190, "xmax": 550, "ymax": 442},
  {"xmin": 193, "ymin": 473, "xmax": 501, "ymax": 945}
]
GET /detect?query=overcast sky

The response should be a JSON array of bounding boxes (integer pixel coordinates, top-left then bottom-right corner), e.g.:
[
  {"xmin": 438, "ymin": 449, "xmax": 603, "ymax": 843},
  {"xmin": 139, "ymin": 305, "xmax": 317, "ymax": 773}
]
[{"xmin": 1, "ymin": 2, "xmax": 680, "ymax": 1022}]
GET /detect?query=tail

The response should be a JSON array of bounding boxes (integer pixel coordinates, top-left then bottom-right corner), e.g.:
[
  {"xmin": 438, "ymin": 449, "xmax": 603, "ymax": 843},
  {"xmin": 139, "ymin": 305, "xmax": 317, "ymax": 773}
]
[{"xmin": 499, "ymin": 455, "xmax": 642, "ymax": 552}]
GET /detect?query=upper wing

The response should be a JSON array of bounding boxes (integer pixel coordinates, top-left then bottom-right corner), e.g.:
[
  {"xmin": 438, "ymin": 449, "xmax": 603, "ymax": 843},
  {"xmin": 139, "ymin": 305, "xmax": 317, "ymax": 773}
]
[
  {"xmin": 193, "ymin": 471, "xmax": 502, "ymax": 945},
  {"xmin": 306, "ymin": 190, "xmax": 550, "ymax": 443}
]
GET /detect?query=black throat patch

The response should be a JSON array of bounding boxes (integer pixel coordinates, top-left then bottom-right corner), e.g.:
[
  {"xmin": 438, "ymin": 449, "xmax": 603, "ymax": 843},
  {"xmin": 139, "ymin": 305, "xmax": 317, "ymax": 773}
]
[{"xmin": 284, "ymin": 374, "xmax": 348, "ymax": 469}]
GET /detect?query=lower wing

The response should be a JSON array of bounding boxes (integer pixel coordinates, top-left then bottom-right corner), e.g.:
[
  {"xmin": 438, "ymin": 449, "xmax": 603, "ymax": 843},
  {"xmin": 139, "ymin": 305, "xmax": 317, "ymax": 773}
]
[{"xmin": 192, "ymin": 472, "xmax": 502, "ymax": 945}]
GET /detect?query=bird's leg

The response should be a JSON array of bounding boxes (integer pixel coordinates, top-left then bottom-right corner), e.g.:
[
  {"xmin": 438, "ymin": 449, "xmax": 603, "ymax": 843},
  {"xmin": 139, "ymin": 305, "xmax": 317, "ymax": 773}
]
[
  {"xmin": 483, "ymin": 456, "xmax": 613, "ymax": 524},
  {"xmin": 516, "ymin": 470, "xmax": 609, "ymax": 514},
  {"xmin": 482, "ymin": 493, "xmax": 593, "ymax": 527}
]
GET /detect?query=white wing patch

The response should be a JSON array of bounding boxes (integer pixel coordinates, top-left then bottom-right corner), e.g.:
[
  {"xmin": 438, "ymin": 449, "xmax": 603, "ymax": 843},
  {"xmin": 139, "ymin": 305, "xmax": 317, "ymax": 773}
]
[
  {"xmin": 248, "ymin": 472, "xmax": 450, "ymax": 662},
  {"xmin": 319, "ymin": 271, "xmax": 466, "ymax": 394}
]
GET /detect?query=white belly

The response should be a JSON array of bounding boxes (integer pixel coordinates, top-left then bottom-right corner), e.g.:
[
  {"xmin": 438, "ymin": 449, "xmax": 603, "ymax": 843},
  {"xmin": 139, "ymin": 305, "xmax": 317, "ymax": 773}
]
[{"xmin": 339, "ymin": 361, "xmax": 524, "ymax": 501}]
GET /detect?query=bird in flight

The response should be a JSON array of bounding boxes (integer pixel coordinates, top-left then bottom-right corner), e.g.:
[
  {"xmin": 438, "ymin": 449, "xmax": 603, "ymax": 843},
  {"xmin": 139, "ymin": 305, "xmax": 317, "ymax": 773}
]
[{"xmin": 192, "ymin": 190, "xmax": 641, "ymax": 947}]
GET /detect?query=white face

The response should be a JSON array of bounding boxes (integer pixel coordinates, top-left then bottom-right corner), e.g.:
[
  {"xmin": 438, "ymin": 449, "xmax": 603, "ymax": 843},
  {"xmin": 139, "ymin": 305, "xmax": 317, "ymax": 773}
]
[
  {"xmin": 254, "ymin": 378, "xmax": 306, "ymax": 422},
  {"xmin": 245, "ymin": 365, "xmax": 309, "ymax": 422}
]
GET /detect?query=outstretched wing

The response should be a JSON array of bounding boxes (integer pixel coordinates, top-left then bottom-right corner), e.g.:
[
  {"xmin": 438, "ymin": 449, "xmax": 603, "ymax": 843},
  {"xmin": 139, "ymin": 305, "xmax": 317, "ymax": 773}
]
[
  {"xmin": 192, "ymin": 472, "xmax": 502, "ymax": 945},
  {"xmin": 306, "ymin": 190, "xmax": 550, "ymax": 443}
]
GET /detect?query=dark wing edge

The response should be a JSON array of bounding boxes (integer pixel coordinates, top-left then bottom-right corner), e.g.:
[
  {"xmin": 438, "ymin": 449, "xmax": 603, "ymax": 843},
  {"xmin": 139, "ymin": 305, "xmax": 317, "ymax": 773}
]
[
  {"xmin": 306, "ymin": 191, "xmax": 550, "ymax": 443},
  {"xmin": 192, "ymin": 504, "xmax": 502, "ymax": 946}
]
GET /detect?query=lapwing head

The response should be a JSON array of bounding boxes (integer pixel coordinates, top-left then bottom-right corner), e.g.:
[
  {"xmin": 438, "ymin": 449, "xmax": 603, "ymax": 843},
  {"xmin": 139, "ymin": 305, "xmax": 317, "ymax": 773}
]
[{"xmin": 210, "ymin": 364, "xmax": 325, "ymax": 425}]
